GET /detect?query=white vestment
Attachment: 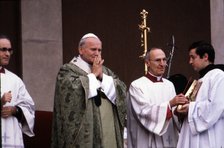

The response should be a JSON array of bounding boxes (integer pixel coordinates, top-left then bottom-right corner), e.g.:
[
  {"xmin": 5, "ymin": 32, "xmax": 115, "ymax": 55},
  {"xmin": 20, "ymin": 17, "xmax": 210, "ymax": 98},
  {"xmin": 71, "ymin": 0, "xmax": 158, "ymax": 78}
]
[
  {"xmin": 1, "ymin": 69, "xmax": 35, "ymax": 148},
  {"xmin": 127, "ymin": 76, "xmax": 179, "ymax": 148},
  {"xmin": 177, "ymin": 69, "xmax": 224, "ymax": 148}
]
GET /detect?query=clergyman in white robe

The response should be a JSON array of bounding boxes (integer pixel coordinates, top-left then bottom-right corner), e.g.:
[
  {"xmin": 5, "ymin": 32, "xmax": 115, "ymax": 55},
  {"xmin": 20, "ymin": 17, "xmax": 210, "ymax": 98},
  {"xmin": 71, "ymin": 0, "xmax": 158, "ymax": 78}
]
[
  {"xmin": 177, "ymin": 68, "xmax": 224, "ymax": 148},
  {"xmin": 1, "ymin": 69, "xmax": 35, "ymax": 148},
  {"xmin": 127, "ymin": 75, "xmax": 179, "ymax": 148}
]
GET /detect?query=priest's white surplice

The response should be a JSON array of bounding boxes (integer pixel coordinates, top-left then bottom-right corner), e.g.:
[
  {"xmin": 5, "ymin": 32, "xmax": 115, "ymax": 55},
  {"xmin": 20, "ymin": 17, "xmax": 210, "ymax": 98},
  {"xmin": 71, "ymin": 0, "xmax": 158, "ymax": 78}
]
[
  {"xmin": 127, "ymin": 76, "xmax": 179, "ymax": 148},
  {"xmin": 1, "ymin": 69, "xmax": 35, "ymax": 148},
  {"xmin": 177, "ymin": 69, "xmax": 224, "ymax": 148}
]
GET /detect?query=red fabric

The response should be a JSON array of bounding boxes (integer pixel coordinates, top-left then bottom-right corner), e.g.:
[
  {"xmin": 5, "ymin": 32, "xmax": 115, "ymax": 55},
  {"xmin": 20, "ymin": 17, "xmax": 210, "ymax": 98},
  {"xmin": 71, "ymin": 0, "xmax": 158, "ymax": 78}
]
[
  {"xmin": 24, "ymin": 111, "xmax": 52, "ymax": 148},
  {"xmin": 145, "ymin": 72, "xmax": 163, "ymax": 83},
  {"xmin": 166, "ymin": 106, "xmax": 173, "ymax": 120},
  {"xmin": 0, "ymin": 67, "xmax": 5, "ymax": 73}
]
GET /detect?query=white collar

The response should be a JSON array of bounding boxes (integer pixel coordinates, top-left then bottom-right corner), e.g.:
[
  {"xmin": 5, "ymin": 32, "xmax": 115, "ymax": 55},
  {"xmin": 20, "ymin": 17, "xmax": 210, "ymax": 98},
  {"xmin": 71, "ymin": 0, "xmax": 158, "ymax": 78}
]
[
  {"xmin": 148, "ymin": 72, "xmax": 163, "ymax": 81},
  {"xmin": 70, "ymin": 55, "xmax": 91, "ymax": 73}
]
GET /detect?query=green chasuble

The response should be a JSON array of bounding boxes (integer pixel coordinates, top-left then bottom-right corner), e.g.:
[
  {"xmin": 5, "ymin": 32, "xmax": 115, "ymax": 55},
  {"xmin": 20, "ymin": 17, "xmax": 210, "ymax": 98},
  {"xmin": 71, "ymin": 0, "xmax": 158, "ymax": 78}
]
[{"xmin": 51, "ymin": 63, "xmax": 127, "ymax": 148}]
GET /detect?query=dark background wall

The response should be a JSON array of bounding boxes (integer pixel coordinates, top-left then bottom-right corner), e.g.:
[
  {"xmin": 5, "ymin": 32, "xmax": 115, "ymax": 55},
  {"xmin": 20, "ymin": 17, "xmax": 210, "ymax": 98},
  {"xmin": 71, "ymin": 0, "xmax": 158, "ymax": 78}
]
[
  {"xmin": 0, "ymin": 0, "xmax": 21, "ymax": 77},
  {"xmin": 0, "ymin": 0, "xmax": 211, "ymax": 147},
  {"xmin": 0, "ymin": 0, "xmax": 210, "ymax": 86},
  {"xmin": 62, "ymin": 0, "xmax": 210, "ymax": 86}
]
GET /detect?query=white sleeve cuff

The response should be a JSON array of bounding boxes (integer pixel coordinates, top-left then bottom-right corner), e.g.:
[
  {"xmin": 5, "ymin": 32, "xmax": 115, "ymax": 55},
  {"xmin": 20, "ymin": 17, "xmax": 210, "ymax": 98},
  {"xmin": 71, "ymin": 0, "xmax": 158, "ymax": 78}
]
[
  {"xmin": 101, "ymin": 74, "xmax": 116, "ymax": 104},
  {"xmin": 87, "ymin": 73, "xmax": 101, "ymax": 98}
]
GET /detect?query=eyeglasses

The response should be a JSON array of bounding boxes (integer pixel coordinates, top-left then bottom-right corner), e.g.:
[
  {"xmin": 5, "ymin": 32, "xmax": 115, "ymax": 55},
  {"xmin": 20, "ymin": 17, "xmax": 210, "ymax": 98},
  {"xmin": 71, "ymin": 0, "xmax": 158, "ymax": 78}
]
[{"xmin": 0, "ymin": 47, "xmax": 13, "ymax": 54}]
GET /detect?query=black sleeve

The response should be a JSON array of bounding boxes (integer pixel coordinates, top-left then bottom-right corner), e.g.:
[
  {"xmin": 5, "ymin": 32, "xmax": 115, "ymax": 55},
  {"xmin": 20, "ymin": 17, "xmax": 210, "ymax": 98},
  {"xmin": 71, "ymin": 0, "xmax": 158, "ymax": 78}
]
[{"xmin": 13, "ymin": 106, "xmax": 23, "ymax": 122}]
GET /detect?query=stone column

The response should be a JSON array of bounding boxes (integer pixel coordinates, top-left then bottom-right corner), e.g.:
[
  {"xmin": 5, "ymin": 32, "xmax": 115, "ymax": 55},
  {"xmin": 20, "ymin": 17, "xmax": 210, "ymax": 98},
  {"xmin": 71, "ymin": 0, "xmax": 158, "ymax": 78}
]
[
  {"xmin": 21, "ymin": 0, "xmax": 62, "ymax": 111},
  {"xmin": 210, "ymin": 0, "xmax": 224, "ymax": 64}
]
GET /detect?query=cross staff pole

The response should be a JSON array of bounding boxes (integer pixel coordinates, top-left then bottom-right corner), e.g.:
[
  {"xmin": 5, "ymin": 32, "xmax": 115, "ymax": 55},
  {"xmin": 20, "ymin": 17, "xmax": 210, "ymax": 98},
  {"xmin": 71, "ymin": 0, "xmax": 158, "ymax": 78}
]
[{"xmin": 139, "ymin": 9, "xmax": 150, "ymax": 74}]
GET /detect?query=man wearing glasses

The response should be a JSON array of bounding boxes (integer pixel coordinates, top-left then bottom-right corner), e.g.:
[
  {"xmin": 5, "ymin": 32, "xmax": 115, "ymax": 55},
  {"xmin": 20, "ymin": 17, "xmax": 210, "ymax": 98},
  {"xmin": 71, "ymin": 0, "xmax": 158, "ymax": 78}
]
[
  {"xmin": 0, "ymin": 35, "xmax": 35, "ymax": 148},
  {"xmin": 127, "ymin": 47, "xmax": 188, "ymax": 148}
]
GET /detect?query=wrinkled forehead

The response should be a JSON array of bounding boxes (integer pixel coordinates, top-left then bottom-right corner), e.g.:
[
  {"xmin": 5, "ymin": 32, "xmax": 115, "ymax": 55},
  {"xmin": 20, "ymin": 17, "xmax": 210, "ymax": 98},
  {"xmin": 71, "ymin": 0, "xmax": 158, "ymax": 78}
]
[
  {"xmin": 149, "ymin": 48, "xmax": 166, "ymax": 59},
  {"xmin": 79, "ymin": 36, "xmax": 102, "ymax": 48},
  {"xmin": 83, "ymin": 37, "xmax": 102, "ymax": 47}
]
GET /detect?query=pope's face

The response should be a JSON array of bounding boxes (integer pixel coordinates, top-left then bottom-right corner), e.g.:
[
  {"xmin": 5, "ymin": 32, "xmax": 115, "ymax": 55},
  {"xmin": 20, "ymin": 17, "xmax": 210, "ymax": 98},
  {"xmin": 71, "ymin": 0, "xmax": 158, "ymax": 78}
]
[
  {"xmin": 79, "ymin": 37, "xmax": 102, "ymax": 65},
  {"xmin": 0, "ymin": 38, "xmax": 12, "ymax": 66}
]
